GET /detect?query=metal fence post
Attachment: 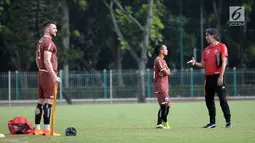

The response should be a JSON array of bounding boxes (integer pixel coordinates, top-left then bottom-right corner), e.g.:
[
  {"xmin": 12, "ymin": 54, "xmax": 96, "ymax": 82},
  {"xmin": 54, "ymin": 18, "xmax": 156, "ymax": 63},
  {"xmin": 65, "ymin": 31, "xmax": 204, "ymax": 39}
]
[
  {"xmin": 110, "ymin": 70, "xmax": 113, "ymax": 104},
  {"xmin": 103, "ymin": 69, "xmax": 107, "ymax": 99},
  {"xmin": 60, "ymin": 70, "xmax": 63, "ymax": 103},
  {"xmin": 15, "ymin": 70, "xmax": 19, "ymax": 100},
  {"xmin": 147, "ymin": 69, "xmax": 151, "ymax": 97},
  {"xmin": 233, "ymin": 67, "xmax": 237, "ymax": 96},
  {"xmin": 8, "ymin": 71, "xmax": 11, "ymax": 106},
  {"xmin": 190, "ymin": 68, "xmax": 194, "ymax": 97}
]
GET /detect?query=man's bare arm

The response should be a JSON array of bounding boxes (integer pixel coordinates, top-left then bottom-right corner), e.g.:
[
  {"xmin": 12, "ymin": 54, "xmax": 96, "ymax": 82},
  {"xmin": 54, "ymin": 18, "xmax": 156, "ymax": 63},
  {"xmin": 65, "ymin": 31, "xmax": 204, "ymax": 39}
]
[
  {"xmin": 219, "ymin": 57, "xmax": 227, "ymax": 78},
  {"xmin": 35, "ymin": 51, "xmax": 39, "ymax": 70},
  {"xmin": 195, "ymin": 61, "xmax": 205, "ymax": 68},
  {"xmin": 162, "ymin": 68, "xmax": 171, "ymax": 76},
  {"xmin": 44, "ymin": 51, "xmax": 57, "ymax": 80},
  {"xmin": 187, "ymin": 57, "xmax": 205, "ymax": 68}
]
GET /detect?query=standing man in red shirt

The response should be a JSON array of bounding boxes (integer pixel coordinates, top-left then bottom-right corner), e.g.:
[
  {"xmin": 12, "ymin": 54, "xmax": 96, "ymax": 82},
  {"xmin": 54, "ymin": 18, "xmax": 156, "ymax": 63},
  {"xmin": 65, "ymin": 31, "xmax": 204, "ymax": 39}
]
[
  {"xmin": 187, "ymin": 28, "xmax": 232, "ymax": 128},
  {"xmin": 154, "ymin": 44, "xmax": 171, "ymax": 129},
  {"xmin": 34, "ymin": 20, "xmax": 61, "ymax": 136}
]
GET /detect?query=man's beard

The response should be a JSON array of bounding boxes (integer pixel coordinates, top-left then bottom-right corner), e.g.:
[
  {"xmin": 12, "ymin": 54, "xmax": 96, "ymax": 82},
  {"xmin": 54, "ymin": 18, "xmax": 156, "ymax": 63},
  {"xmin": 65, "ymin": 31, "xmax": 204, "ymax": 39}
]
[{"xmin": 50, "ymin": 33, "xmax": 56, "ymax": 38}]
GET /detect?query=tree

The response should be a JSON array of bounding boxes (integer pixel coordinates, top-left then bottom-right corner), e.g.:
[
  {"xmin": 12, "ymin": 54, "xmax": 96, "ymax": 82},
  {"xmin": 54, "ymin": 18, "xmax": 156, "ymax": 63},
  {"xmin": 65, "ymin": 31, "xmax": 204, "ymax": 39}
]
[
  {"xmin": 60, "ymin": 0, "xmax": 88, "ymax": 87},
  {"xmin": 61, "ymin": 0, "xmax": 71, "ymax": 88},
  {"xmin": 104, "ymin": 0, "xmax": 165, "ymax": 102},
  {"xmin": 212, "ymin": 0, "xmax": 222, "ymax": 39}
]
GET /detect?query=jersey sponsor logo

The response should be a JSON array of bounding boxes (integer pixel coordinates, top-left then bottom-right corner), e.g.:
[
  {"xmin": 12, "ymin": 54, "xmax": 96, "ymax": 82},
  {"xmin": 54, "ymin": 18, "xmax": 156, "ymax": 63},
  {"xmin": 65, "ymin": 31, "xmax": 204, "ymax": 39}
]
[{"xmin": 206, "ymin": 49, "xmax": 210, "ymax": 55}]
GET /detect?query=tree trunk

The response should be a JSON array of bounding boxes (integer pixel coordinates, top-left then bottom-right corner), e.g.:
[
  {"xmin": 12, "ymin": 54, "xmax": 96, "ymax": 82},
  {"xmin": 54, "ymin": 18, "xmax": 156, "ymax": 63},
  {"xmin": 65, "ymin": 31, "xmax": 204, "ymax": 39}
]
[
  {"xmin": 137, "ymin": 0, "xmax": 153, "ymax": 103},
  {"xmin": 138, "ymin": 60, "xmax": 146, "ymax": 102},
  {"xmin": 200, "ymin": 0, "xmax": 204, "ymax": 59},
  {"xmin": 35, "ymin": 0, "xmax": 40, "ymax": 39},
  {"xmin": 116, "ymin": 40, "xmax": 124, "ymax": 86},
  {"xmin": 240, "ymin": 25, "xmax": 247, "ymax": 84},
  {"xmin": 61, "ymin": 0, "xmax": 70, "ymax": 88},
  {"xmin": 104, "ymin": 0, "xmax": 153, "ymax": 102},
  {"xmin": 212, "ymin": 0, "xmax": 222, "ymax": 40}
]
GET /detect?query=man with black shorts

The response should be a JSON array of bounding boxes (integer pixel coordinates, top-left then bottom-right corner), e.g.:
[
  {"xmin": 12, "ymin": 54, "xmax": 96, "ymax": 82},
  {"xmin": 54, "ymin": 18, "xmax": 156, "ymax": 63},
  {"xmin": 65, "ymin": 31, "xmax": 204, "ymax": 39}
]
[
  {"xmin": 187, "ymin": 28, "xmax": 232, "ymax": 128},
  {"xmin": 154, "ymin": 44, "xmax": 171, "ymax": 129},
  {"xmin": 34, "ymin": 20, "xmax": 61, "ymax": 136}
]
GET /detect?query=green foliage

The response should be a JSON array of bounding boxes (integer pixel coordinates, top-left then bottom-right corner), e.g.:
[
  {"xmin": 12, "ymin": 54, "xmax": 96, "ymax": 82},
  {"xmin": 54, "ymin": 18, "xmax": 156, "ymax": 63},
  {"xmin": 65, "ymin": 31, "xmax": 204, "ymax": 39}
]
[
  {"xmin": 244, "ymin": 0, "xmax": 253, "ymax": 12},
  {"xmin": 73, "ymin": 30, "xmax": 81, "ymax": 37},
  {"xmin": 208, "ymin": 13, "xmax": 216, "ymax": 23},
  {"xmin": 0, "ymin": 6, "xmax": 3, "ymax": 15},
  {"xmin": 120, "ymin": 41, "xmax": 128, "ymax": 50},
  {"xmin": 4, "ymin": 0, "xmax": 11, "ymax": 5},
  {"xmin": 114, "ymin": 0, "xmax": 166, "ymax": 55},
  {"xmin": 150, "ymin": 15, "xmax": 164, "ymax": 41},
  {"xmin": 150, "ymin": 1, "xmax": 166, "ymax": 43},
  {"xmin": 79, "ymin": 0, "xmax": 87, "ymax": 8},
  {"xmin": 0, "ymin": 1, "xmax": 36, "ymax": 70},
  {"xmin": 68, "ymin": 0, "xmax": 115, "ymax": 70},
  {"xmin": 147, "ymin": 44, "xmax": 153, "ymax": 57},
  {"xmin": 247, "ymin": 44, "xmax": 255, "ymax": 55},
  {"xmin": 0, "ymin": 0, "xmax": 255, "ymax": 71},
  {"xmin": 73, "ymin": 0, "xmax": 87, "ymax": 8},
  {"xmin": 0, "ymin": 24, "xmax": 8, "ymax": 33}
]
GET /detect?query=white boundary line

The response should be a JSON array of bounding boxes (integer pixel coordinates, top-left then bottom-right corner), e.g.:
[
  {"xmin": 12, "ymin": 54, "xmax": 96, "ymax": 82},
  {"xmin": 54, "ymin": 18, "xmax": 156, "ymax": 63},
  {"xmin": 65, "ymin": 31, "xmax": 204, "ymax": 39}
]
[{"xmin": 0, "ymin": 96, "xmax": 255, "ymax": 104}]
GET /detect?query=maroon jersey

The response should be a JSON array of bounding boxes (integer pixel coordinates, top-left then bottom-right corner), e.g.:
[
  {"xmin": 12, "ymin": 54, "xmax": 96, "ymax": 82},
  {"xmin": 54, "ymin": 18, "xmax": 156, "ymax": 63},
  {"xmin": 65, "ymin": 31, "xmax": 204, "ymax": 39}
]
[
  {"xmin": 36, "ymin": 36, "xmax": 58, "ymax": 73},
  {"xmin": 154, "ymin": 57, "xmax": 169, "ymax": 93}
]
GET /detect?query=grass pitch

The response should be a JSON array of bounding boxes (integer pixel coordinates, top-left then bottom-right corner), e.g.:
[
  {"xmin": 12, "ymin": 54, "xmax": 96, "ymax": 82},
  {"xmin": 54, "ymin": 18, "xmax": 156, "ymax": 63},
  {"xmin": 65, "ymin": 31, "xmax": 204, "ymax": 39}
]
[{"xmin": 0, "ymin": 101, "xmax": 255, "ymax": 143}]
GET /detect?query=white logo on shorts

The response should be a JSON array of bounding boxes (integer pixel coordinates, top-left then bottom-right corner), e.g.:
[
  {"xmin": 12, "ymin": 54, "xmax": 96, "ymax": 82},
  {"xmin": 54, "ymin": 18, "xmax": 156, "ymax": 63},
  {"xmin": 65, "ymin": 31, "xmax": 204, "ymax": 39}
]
[{"xmin": 161, "ymin": 97, "xmax": 169, "ymax": 105}]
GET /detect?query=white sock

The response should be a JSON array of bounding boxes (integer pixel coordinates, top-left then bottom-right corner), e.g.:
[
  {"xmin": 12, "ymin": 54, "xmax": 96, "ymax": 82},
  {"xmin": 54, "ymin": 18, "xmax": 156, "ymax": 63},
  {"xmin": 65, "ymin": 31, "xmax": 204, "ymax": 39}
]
[
  {"xmin": 44, "ymin": 125, "xmax": 50, "ymax": 130},
  {"xmin": 35, "ymin": 124, "xmax": 40, "ymax": 130}
]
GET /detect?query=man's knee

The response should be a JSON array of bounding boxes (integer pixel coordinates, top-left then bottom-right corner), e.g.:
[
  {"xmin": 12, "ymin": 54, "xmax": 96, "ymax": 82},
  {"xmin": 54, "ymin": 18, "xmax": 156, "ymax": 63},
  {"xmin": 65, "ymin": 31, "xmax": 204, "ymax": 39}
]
[
  {"xmin": 38, "ymin": 99, "xmax": 45, "ymax": 104},
  {"xmin": 35, "ymin": 103, "xmax": 43, "ymax": 115},
  {"xmin": 44, "ymin": 99, "xmax": 52, "ymax": 104}
]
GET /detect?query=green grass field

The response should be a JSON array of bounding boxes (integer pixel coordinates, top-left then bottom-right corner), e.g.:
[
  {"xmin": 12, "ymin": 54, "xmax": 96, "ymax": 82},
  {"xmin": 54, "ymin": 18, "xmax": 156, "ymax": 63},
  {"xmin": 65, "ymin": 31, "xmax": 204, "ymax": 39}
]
[{"xmin": 0, "ymin": 101, "xmax": 255, "ymax": 143}]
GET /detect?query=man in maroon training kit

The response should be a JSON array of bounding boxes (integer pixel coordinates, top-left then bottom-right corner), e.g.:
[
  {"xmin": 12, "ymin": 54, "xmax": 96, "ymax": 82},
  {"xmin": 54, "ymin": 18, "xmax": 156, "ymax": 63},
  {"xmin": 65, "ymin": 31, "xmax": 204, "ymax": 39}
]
[
  {"xmin": 34, "ymin": 20, "xmax": 61, "ymax": 136},
  {"xmin": 154, "ymin": 44, "xmax": 171, "ymax": 129}
]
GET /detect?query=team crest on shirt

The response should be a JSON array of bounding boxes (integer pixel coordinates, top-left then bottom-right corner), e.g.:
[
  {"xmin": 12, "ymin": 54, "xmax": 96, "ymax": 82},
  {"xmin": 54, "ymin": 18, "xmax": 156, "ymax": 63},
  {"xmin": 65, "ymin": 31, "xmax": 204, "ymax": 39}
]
[{"xmin": 214, "ymin": 49, "xmax": 219, "ymax": 55}]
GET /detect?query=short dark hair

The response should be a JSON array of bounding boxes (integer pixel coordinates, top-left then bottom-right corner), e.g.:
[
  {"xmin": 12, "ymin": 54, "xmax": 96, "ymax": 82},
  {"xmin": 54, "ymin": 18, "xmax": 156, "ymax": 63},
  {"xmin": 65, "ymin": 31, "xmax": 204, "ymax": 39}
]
[
  {"xmin": 155, "ymin": 44, "xmax": 164, "ymax": 56},
  {"xmin": 205, "ymin": 28, "xmax": 220, "ymax": 41},
  {"xmin": 43, "ymin": 20, "xmax": 56, "ymax": 28}
]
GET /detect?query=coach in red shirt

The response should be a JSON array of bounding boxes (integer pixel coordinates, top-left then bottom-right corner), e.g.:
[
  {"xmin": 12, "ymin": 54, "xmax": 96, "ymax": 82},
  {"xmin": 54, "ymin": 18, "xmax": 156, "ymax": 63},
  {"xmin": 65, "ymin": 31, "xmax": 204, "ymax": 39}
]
[{"xmin": 187, "ymin": 28, "xmax": 232, "ymax": 128}]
